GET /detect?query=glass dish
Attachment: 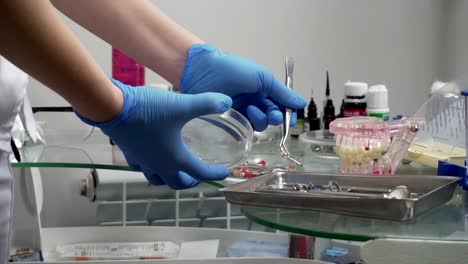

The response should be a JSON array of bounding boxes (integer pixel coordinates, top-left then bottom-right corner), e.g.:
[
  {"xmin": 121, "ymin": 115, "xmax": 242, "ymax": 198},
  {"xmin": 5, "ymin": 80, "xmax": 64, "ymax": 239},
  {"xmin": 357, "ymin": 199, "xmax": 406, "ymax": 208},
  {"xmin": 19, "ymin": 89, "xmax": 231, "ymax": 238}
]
[
  {"xmin": 252, "ymin": 125, "xmax": 282, "ymax": 144},
  {"xmin": 182, "ymin": 109, "xmax": 253, "ymax": 167},
  {"xmin": 299, "ymin": 130, "xmax": 337, "ymax": 158}
]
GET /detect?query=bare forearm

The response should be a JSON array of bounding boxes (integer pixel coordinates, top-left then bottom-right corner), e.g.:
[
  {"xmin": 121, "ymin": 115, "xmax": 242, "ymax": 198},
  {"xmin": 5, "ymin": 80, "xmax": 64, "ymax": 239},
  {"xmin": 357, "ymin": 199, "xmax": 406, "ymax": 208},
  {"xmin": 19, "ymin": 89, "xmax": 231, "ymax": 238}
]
[
  {"xmin": 0, "ymin": 0, "xmax": 123, "ymax": 122},
  {"xmin": 51, "ymin": 0, "xmax": 202, "ymax": 89}
]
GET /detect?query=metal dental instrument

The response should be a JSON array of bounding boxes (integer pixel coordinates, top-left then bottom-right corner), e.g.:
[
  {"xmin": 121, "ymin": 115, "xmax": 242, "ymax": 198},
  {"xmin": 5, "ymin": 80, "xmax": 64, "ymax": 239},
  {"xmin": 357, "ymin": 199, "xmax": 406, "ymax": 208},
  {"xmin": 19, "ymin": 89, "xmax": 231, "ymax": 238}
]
[
  {"xmin": 280, "ymin": 56, "xmax": 303, "ymax": 166},
  {"xmin": 256, "ymin": 181, "xmax": 410, "ymax": 199}
]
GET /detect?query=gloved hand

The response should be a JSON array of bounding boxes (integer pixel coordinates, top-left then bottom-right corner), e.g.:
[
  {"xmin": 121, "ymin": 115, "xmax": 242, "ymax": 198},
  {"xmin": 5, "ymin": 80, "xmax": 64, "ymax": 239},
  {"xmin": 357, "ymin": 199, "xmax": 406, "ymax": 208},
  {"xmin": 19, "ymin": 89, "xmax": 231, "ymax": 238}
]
[
  {"xmin": 76, "ymin": 79, "xmax": 233, "ymax": 189},
  {"xmin": 180, "ymin": 44, "xmax": 307, "ymax": 131}
]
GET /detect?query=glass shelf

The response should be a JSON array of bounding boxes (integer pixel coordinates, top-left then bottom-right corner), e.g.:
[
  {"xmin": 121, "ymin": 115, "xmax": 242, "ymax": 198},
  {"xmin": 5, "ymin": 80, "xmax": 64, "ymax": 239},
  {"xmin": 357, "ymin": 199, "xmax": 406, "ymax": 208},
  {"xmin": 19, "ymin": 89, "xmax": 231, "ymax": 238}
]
[
  {"xmin": 241, "ymin": 189, "xmax": 468, "ymax": 242},
  {"xmin": 12, "ymin": 125, "xmax": 438, "ymax": 187},
  {"xmin": 10, "ymin": 124, "xmax": 307, "ymax": 187},
  {"xmin": 11, "ymin": 110, "xmax": 438, "ymax": 189},
  {"xmin": 13, "ymin": 128, "xmax": 235, "ymax": 188},
  {"xmin": 11, "ymin": 113, "xmax": 347, "ymax": 188},
  {"xmin": 13, "ymin": 128, "xmax": 132, "ymax": 171}
]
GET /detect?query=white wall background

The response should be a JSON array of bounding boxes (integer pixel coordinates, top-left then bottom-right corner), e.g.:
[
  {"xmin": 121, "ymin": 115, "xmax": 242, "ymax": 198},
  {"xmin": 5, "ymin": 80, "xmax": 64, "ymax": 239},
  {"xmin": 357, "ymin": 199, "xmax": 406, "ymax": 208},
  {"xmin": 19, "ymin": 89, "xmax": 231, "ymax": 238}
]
[
  {"xmin": 16, "ymin": 0, "xmax": 467, "ymax": 229},
  {"xmin": 28, "ymin": 0, "xmax": 447, "ymax": 115},
  {"xmin": 442, "ymin": 0, "xmax": 468, "ymax": 81}
]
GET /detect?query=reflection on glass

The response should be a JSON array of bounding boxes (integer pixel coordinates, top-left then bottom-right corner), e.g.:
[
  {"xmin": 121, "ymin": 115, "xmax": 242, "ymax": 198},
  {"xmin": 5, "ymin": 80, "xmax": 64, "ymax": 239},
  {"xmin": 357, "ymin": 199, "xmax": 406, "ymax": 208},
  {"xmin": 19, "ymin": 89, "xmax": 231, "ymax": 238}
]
[{"xmin": 241, "ymin": 191, "xmax": 468, "ymax": 241}]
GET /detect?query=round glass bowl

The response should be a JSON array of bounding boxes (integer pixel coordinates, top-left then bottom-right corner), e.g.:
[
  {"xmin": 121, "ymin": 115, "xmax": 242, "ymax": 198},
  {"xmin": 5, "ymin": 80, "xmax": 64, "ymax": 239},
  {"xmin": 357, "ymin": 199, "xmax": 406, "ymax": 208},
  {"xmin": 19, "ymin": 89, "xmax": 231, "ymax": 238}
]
[
  {"xmin": 299, "ymin": 130, "xmax": 338, "ymax": 158},
  {"xmin": 182, "ymin": 109, "xmax": 253, "ymax": 167},
  {"xmin": 252, "ymin": 125, "xmax": 282, "ymax": 144}
]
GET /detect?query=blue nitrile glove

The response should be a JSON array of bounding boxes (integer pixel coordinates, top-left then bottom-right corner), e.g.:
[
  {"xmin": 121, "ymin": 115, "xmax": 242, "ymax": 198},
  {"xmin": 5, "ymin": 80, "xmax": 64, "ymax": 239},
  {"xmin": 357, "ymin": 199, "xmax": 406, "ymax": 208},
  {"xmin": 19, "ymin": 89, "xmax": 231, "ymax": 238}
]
[
  {"xmin": 76, "ymin": 79, "xmax": 233, "ymax": 190},
  {"xmin": 180, "ymin": 44, "xmax": 307, "ymax": 131}
]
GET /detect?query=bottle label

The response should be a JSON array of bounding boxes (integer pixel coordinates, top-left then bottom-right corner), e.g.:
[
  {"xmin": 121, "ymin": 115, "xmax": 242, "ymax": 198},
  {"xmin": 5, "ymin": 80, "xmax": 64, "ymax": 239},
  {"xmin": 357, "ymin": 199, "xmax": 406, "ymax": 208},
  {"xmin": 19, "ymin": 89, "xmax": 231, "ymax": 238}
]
[
  {"xmin": 368, "ymin": 112, "xmax": 390, "ymax": 120},
  {"xmin": 343, "ymin": 109, "xmax": 366, "ymax": 117}
]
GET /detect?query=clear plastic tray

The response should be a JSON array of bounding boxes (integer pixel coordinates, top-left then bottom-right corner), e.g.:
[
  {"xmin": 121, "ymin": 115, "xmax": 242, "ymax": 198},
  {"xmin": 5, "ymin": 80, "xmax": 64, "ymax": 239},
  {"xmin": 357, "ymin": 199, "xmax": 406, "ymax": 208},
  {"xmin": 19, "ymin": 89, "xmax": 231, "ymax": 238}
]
[
  {"xmin": 182, "ymin": 109, "xmax": 253, "ymax": 167},
  {"xmin": 329, "ymin": 117, "xmax": 423, "ymax": 175}
]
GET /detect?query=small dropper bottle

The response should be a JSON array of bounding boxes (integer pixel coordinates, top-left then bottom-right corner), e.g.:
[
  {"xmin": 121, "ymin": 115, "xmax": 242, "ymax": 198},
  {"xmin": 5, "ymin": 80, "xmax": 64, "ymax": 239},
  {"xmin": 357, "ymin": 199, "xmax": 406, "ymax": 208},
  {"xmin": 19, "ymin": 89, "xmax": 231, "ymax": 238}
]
[
  {"xmin": 322, "ymin": 71, "xmax": 331, "ymax": 113},
  {"xmin": 323, "ymin": 100, "xmax": 336, "ymax": 129},
  {"xmin": 307, "ymin": 90, "xmax": 320, "ymax": 131},
  {"xmin": 322, "ymin": 71, "xmax": 336, "ymax": 129}
]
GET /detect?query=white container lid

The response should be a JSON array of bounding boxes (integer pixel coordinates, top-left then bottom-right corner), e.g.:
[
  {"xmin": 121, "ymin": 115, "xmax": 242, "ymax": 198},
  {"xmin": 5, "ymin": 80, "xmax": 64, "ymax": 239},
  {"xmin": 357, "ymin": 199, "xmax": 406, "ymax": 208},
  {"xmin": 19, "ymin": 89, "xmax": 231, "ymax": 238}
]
[
  {"xmin": 344, "ymin": 81, "xmax": 368, "ymax": 97},
  {"xmin": 367, "ymin": 84, "xmax": 388, "ymax": 109}
]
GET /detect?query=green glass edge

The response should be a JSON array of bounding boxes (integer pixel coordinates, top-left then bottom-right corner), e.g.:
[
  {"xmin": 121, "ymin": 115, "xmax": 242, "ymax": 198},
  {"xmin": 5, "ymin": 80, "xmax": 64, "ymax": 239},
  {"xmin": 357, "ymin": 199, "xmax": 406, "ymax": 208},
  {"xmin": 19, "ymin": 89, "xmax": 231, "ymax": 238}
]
[
  {"xmin": 205, "ymin": 180, "xmax": 226, "ymax": 188},
  {"xmin": 368, "ymin": 112, "xmax": 389, "ymax": 119},
  {"xmin": 11, "ymin": 162, "xmax": 226, "ymax": 188},
  {"xmin": 12, "ymin": 162, "xmax": 133, "ymax": 171},
  {"xmin": 240, "ymin": 207, "xmax": 373, "ymax": 242}
]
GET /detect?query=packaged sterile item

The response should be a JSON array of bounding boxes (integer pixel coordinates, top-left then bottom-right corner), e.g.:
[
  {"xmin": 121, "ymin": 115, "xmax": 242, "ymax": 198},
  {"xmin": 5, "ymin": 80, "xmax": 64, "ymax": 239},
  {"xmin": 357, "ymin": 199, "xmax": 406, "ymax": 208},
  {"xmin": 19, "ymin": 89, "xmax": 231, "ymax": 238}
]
[
  {"xmin": 320, "ymin": 246, "xmax": 354, "ymax": 264},
  {"xmin": 289, "ymin": 235, "xmax": 315, "ymax": 259},
  {"xmin": 9, "ymin": 248, "xmax": 42, "ymax": 262},
  {"xmin": 55, "ymin": 241, "xmax": 180, "ymax": 260},
  {"xmin": 226, "ymin": 239, "xmax": 289, "ymax": 258}
]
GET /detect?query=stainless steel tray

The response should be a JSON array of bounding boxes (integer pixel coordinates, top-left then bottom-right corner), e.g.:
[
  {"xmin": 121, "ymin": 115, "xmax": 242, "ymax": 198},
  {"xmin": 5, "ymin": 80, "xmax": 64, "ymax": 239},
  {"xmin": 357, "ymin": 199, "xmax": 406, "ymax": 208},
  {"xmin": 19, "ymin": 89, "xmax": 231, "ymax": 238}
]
[{"xmin": 221, "ymin": 171, "xmax": 460, "ymax": 221}]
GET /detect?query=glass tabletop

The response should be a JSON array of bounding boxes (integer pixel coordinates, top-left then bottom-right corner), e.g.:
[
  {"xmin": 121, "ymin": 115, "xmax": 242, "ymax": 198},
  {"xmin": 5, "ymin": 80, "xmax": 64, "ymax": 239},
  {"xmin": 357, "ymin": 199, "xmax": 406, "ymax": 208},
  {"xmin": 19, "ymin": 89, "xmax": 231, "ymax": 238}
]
[{"xmin": 241, "ymin": 189, "xmax": 468, "ymax": 242}]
